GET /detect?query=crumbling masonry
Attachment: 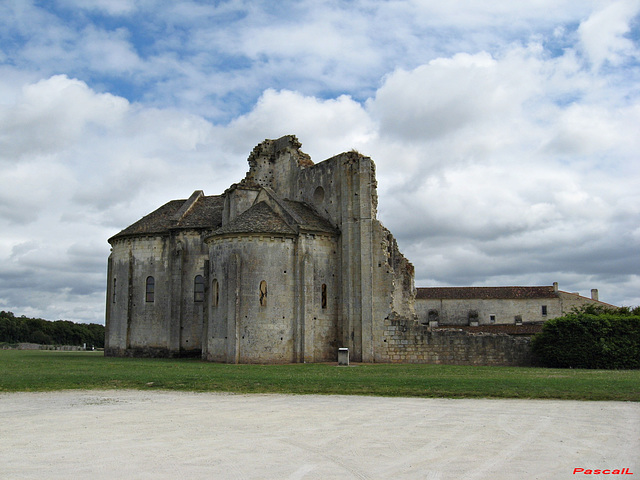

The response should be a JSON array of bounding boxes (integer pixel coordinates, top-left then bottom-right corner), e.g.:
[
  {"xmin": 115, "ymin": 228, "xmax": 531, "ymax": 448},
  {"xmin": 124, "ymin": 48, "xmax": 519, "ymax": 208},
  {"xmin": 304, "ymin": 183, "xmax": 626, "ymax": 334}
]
[
  {"xmin": 106, "ymin": 135, "xmax": 415, "ymax": 363},
  {"xmin": 106, "ymin": 135, "xmax": 611, "ymax": 364}
]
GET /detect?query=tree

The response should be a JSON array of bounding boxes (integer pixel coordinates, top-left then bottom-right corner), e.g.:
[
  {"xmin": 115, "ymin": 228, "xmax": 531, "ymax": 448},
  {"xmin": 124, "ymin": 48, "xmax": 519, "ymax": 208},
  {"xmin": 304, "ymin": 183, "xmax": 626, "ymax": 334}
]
[
  {"xmin": 531, "ymin": 305, "xmax": 640, "ymax": 369},
  {"xmin": 0, "ymin": 312, "xmax": 105, "ymax": 348}
]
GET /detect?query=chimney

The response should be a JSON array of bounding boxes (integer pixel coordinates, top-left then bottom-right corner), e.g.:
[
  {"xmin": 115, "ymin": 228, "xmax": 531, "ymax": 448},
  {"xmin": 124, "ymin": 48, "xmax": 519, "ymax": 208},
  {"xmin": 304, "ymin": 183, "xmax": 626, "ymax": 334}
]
[
  {"xmin": 591, "ymin": 289, "xmax": 599, "ymax": 301},
  {"xmin": 553, "ymin": 282, "xmax": 559, "ymax": 293}
]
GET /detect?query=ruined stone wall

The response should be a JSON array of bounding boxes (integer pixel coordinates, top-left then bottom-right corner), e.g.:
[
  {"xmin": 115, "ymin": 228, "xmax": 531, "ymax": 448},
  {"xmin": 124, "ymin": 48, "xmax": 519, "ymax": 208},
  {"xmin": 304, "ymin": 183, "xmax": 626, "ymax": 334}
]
[
  {"xmin": 241, "ymin": 135, "xmax": 312, "ymax": 199},
  {"xmin": 297, "ymin": 233, "xmax": 340, "ymax": 362},
  {"xmin": 379, "ymin": 318, "xmax": 532, "ymax": 366},
  {"xmin": 172, "ymin": 232, "xmax": 208, "ymax": 354},
  {"xmin": 105, "ymin": 235, "xmax": 172, "ymax": 356},
  {"xmin": 205, "ymin": 231, "xmax": 340, "ymax": 363},
  {"xmin": 205, "ymin": 234, "xmax": 298, "ymax": 363},
  {"xmin": 223, "ymin": 187, "xmax": 259, "ymax": 224},
  {"xmin": 296, "ymin": 151, "xmax": 416, "ymax": 362},
  {"xmin": 105, "ymin": 231, "xmax": 207, "ymax": 357}
]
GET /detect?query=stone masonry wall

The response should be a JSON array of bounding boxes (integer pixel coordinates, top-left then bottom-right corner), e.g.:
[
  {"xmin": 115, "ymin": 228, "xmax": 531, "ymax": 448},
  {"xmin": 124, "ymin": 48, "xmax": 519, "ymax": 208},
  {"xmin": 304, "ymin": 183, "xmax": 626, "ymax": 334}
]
[{"xmin": 380, "ymin": 318, "xmax": 532, "ymax": 366}]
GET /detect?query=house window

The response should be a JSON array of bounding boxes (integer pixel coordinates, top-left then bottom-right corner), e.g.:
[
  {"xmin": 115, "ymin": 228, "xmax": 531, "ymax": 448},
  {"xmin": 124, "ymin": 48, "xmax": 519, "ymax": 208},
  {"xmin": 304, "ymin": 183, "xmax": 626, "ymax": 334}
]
[
  {"xmin": 145, "ymin": 276, "xmax": 155, "ymax": 303},
  {"xmin": 112, "ymin": 278, "xmax": 117, "ymax": 304},
  {"xmin": 212, "ymin": 279, "xmax": 219, "ymax": 307},
  {"xmin": 541, "ymin": 305, "xmax": 548, "ymax": 316},
  {"xmin": 489, "ymin": 315, "xmax": 496, "ymax": 324},
  {"xmin": 259, "ymin": 280, "xmax": 267, "ymax": 307},
  {"xmin": 194, "ymin": 275, "xmax": 204, "ymax": 302},
  {"xmin": 321, "ymin": 284, "xmax": 327, "ymax": 309}
]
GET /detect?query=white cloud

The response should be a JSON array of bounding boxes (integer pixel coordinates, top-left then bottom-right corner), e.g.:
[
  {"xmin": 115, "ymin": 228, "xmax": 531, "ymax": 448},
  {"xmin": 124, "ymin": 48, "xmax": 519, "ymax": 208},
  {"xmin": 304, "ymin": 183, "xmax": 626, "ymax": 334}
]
[
  {"xmin": 578, "ymin": 0, "xmax": 640, "ymax": 69},
  {"xmin": 0, "ymin": 75, "xmax": 129, "ymax": 159},
  {"xmin": 222, "ymin": 89, "xmax": 377, "ymax": 161},
  {"xmin": 1, "ymin": 1, "xmax": 639, "ymax": 323},
  {"xmin": 78, "ymin": 26, "xmax": 142, "ymax": 73}
]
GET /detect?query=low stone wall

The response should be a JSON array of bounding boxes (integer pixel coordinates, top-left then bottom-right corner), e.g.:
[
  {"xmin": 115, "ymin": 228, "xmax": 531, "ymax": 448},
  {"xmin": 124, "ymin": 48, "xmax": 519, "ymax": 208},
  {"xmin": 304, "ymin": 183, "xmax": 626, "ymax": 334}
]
[{"xmin": 380, "ymin": 319, "xmax": 532, "ymax": 366}]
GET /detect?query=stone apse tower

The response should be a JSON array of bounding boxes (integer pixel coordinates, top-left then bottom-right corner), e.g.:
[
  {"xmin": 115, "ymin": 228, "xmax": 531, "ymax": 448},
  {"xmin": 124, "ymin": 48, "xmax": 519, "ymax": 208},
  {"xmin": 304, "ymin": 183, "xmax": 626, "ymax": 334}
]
[{"xmin": 106, "ymin": 135, "xmax": 415, "ymax": 363}]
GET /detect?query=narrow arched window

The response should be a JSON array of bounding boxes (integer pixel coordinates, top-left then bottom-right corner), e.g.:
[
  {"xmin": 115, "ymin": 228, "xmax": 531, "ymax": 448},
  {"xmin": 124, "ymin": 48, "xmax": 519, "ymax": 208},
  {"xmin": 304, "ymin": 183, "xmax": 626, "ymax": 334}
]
[
  {"xmin": 194, "ymin": 275, "xmax": 204, "ymax": 302},
  {"xmin": 259, "ymin": 280, "xmax": 267, "ymax": 307},
  {"xmin": 212, "ymin": 279, "xmax": 219, "ymax": 307},
  {"xmin": 145, "ymin": 276, "xmax": 155, "ymax": 303},
  {"xmin": 321, "ymin": 283, "xmax": 327, "ymax": 309},
  {"xmin": 112, "ymin": 278, "xmax": 117, "ymax": 304}
]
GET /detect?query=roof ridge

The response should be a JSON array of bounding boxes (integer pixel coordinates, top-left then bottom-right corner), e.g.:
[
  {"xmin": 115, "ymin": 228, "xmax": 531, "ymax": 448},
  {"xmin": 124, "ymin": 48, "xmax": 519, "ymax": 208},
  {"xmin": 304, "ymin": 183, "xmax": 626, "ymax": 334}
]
[
  {"xmin": 212, "ymin": 200, "xmax": 297, "ymax": 237},
  {"xmin": 172, "ymin": 190, "xmax": 204, "ymax": 222}
]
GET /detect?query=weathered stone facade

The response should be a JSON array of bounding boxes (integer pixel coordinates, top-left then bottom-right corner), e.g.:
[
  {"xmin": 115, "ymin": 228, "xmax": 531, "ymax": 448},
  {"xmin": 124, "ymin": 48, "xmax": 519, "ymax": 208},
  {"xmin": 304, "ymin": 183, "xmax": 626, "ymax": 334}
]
[
  {"xmin": 380, "ymin": 319, "xmax": 533, "ymax": 366},
  {"xmin": 105, "ymin": 135, "xmax": 614, "ymax": 365},
  {"xmin": 105, "ymin": 135, "xmax": 415, "ymax": 363}
]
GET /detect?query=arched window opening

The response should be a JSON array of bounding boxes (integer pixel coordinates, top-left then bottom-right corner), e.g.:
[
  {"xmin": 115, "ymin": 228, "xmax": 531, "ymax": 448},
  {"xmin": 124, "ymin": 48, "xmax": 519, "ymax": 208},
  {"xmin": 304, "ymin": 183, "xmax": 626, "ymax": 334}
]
[
  {"xmin": 194, "ymin": 275, "xmax": 204, "ymax": 302},
  {"xmin": 112, "ymin": 278, "xmax": 117, "ymax": 304},
  {"xmin": 313, "ymin": 185, "xmax": 325, "ymax": 204},
  {"xmin": 212, "ymin": 279, "xmax": 219, "ymax": 307},
  {"xmin": 145, "ymin": 276, "xmax": 155, "ymax": 303},
  {"xmin": 321, "ymin": 283, "xmax": 327, "ymax": 309},
  {"xmin": 259, "ymin": 280, "xmax": 268, "ymax": 307}
]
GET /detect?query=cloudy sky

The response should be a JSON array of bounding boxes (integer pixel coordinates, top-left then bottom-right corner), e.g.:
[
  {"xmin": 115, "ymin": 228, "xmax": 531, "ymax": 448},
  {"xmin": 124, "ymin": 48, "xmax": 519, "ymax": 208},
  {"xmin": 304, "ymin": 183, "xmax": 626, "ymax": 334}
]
[{"xmin": 1, "ymin": 0, "xmax": 639, "ymax": 324}]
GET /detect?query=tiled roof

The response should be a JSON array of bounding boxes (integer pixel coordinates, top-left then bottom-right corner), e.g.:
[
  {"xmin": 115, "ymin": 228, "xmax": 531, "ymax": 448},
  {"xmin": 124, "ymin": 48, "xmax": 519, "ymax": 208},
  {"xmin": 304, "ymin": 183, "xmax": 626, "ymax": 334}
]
[
  {"xmin": 282, "ymin": 200, "xmax": 337, "ymax": 234},
  {"xmin": 176, "ymin": 195, "xmax": 224, "ymax": 228},
  {"xmin": 109, "ymin": 194, "xmax": 224, "ymax": 242},
  {"xmin": 214, "ymin": 201, "xmax": 297, "ymax": 236},
  {"xmin": 416, "ymin": 286, "xmax": 558, "ymax": 300}
]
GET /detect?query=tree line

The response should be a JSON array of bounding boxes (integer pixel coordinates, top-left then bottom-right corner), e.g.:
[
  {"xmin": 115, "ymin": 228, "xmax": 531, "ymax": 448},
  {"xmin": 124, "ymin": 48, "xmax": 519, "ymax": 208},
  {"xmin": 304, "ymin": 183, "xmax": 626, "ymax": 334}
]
[{"xmin": 0, "ymin": 311, "xmax": 105, "ymax": 348}]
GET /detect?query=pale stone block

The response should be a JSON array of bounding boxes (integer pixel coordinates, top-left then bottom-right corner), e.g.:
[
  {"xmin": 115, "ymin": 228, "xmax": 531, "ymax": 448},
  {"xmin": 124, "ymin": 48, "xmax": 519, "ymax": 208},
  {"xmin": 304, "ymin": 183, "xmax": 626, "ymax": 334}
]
[{"xmin": 338, "ymin": 348, "xmax": 349, "ymax": 366}]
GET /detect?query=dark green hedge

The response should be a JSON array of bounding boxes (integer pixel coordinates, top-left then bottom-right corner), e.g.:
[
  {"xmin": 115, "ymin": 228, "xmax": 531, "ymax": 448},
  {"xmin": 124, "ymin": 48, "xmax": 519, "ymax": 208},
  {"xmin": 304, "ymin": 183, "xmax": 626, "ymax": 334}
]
[{"xmin": 531, "ymin": 307, "xmax": 640, "ymax": 369}]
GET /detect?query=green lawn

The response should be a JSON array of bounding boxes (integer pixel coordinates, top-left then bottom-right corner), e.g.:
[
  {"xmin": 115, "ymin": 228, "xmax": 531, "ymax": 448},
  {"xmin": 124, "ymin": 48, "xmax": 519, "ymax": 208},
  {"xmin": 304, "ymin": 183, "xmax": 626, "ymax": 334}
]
[{"xmin": 1, "ymin": 350, "xmax": 638, "ymax": 401}]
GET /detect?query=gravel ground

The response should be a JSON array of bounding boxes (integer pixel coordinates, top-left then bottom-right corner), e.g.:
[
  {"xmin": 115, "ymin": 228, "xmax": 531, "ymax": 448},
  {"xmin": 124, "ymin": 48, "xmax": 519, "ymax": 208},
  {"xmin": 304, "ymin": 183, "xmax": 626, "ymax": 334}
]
[{"xmin": 0, "ymin": 390, "xmax": 638, "ymax": 479}]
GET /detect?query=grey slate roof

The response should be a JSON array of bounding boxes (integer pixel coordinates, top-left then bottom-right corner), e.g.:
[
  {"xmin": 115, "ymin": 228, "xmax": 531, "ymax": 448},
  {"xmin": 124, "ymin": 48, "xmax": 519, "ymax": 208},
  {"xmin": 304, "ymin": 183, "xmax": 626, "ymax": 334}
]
[
  {"xmin": 214, "ymin": 201, "xmax": 297, "ymax": 236},
  {"xmin": 416, "ymin": 286, "xmax": 558, "ymax": 300},
  {"xmin": 109, "ymin": 189, "xmax": 337, "ymax": 243},
  {"xmin": 109, "ymin": 195, "xmax": 224, "ymax": 242},
  {"xmin": 282, "ymin": 200, "xmax": 337, "ymax": 234}
]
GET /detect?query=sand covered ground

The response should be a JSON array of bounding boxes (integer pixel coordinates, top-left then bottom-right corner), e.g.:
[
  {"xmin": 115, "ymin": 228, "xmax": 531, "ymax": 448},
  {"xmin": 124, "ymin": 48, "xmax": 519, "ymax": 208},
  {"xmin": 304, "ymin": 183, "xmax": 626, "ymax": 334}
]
[{"xmin": 0, "ymin": 390, "xmax": 638, "ymax": 479}]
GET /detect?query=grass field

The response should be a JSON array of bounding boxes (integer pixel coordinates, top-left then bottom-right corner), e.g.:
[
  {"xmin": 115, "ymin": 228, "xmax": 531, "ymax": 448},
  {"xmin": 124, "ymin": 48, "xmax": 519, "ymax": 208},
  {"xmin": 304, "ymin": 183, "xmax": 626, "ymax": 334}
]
[{"xmin": 1, "ymin": 350, "xmax": 639, "ymax": 401}]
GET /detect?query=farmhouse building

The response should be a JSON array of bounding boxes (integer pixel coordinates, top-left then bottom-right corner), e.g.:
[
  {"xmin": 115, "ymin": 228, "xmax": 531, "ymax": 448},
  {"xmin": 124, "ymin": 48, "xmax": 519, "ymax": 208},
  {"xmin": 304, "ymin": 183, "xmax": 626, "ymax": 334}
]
[
  {"xmin": 105, "ymin": 135, "xmax": 613, "ymax": 364},
  {"xmin": 415, "ymin": 283, "xmax": 613, "ymax": 328}
]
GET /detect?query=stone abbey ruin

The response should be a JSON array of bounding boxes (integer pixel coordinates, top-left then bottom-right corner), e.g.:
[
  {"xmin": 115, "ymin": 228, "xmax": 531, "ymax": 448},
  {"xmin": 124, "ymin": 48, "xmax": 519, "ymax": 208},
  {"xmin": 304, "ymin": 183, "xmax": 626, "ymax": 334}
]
[{"xmin": 105, "ymin": 135, "xmax": 611, "ymax": 364}]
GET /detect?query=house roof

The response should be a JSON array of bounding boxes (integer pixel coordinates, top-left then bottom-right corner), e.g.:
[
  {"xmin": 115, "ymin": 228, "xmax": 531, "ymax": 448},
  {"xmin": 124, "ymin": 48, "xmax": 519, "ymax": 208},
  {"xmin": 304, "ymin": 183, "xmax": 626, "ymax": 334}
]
[
  {"xmin": 109, "ymin": 193, "xmax": 224, "ymax": 242},
  {"xmin": 416, "ymin": 286, "xmax": 558, "ymax": 300}
]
